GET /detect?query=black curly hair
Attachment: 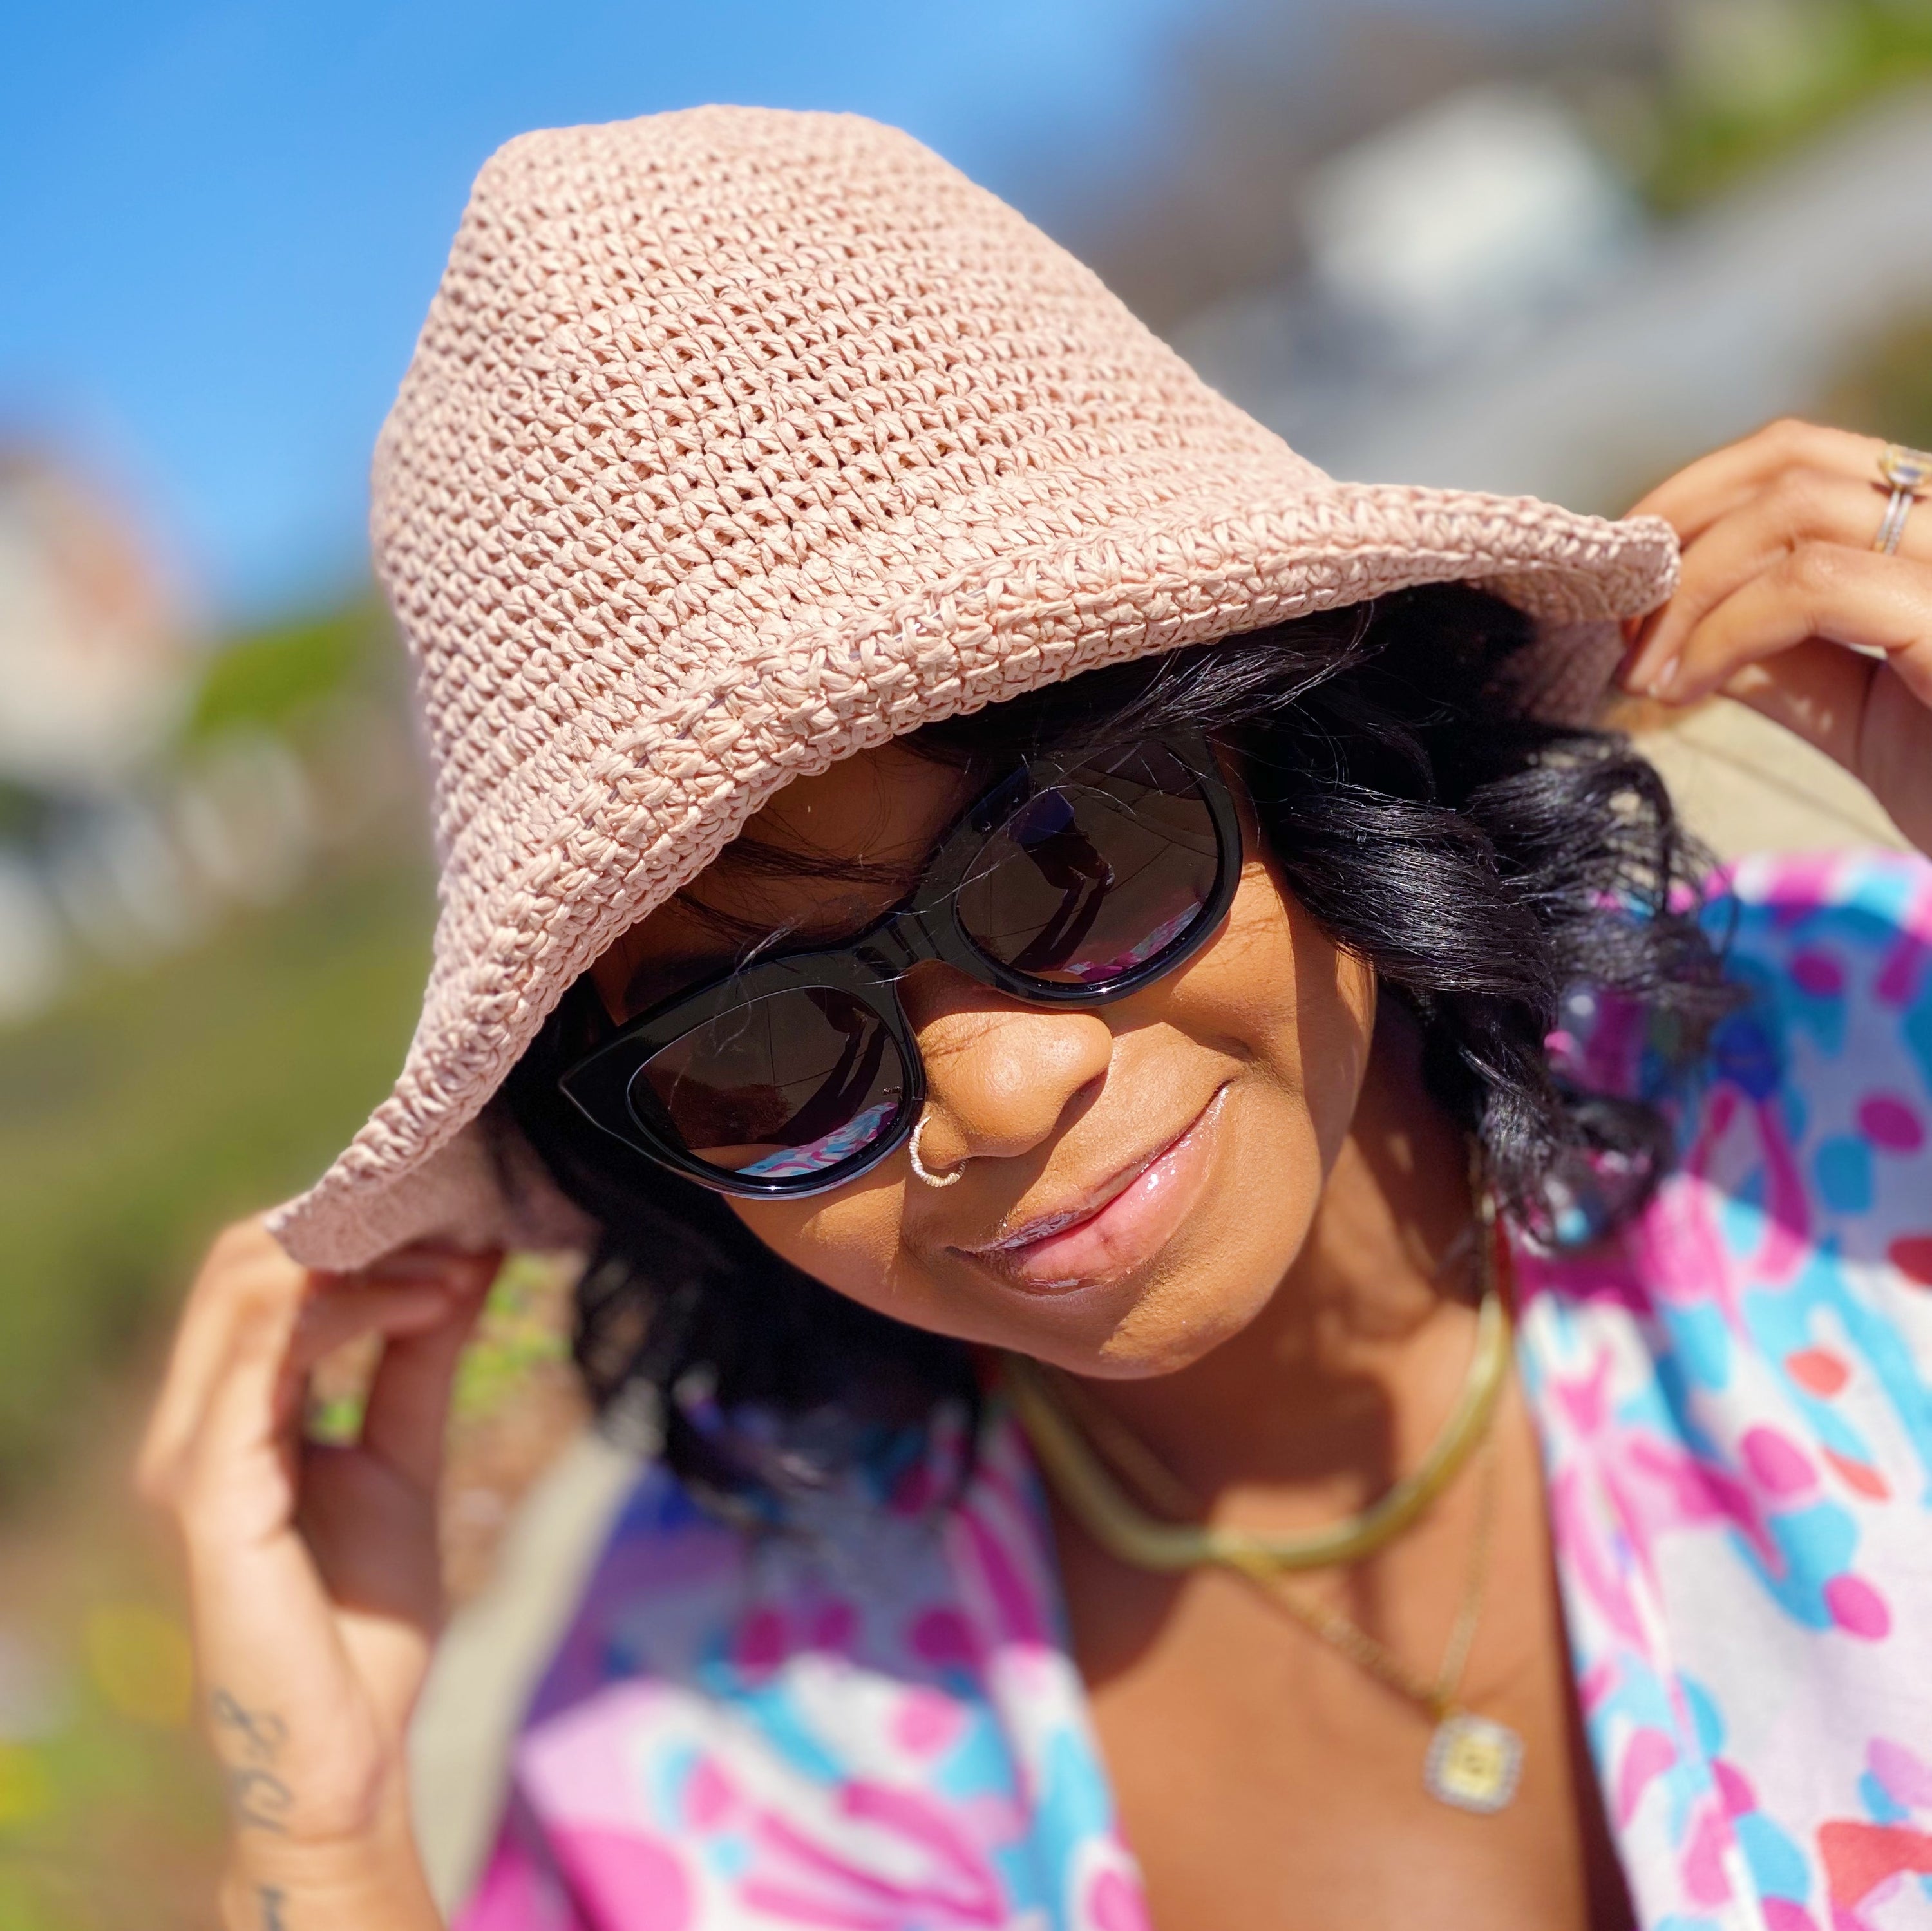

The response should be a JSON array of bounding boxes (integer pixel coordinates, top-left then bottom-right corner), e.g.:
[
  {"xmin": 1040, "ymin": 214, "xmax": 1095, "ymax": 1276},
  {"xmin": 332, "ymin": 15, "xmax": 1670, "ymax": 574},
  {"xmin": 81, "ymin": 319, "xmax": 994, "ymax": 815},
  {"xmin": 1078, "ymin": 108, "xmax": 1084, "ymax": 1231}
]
[{"xmin": 498, "ymin": 582, "xmax": 1734, "ymax": 1496}]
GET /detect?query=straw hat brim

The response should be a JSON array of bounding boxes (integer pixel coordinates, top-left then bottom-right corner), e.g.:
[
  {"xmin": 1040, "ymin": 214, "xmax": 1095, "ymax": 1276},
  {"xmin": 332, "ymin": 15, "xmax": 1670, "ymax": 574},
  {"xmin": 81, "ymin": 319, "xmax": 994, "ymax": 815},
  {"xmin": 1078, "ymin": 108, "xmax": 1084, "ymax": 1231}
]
[{"xmin": 269, "ymin": 468, "xmax": 1672, "ymax": 1271}]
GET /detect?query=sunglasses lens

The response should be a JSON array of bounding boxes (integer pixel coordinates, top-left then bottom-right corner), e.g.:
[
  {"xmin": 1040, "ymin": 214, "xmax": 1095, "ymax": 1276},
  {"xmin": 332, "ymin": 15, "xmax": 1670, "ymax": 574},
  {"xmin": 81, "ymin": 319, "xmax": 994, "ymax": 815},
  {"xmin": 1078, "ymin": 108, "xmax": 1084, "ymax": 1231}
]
[
  {"xmin": 629, "ymin": 987, "xmax": 909, "ymax": 1182},
  {"xmin": 956, "ymin": 742, "xmax": 1224, "ymax": 986}
]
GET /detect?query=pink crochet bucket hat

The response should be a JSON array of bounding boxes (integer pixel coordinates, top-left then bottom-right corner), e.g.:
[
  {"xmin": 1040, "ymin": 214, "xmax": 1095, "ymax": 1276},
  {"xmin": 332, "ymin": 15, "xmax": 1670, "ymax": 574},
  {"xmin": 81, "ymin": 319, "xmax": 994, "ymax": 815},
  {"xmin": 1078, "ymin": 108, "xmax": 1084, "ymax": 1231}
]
[{"xmin": 270, "ymin": 105, "xmax": 1678, "ymax": 1270}]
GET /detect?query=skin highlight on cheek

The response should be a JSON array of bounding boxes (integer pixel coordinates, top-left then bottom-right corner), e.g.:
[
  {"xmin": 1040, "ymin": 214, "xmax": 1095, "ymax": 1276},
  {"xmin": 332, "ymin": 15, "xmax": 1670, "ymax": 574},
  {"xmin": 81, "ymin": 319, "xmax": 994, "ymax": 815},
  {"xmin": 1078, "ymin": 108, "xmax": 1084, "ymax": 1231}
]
[
  {"xmin": 1086, "ymin": 1082, "xmax": 1321, "ymax": 1375},
  {"xmin": 1077, "ymin": 870, "xmax": 1376, "ymax": 1378},
  {"xmin": 755, "ymin": 1178, "xmax": 922, "ymax": 1317}
]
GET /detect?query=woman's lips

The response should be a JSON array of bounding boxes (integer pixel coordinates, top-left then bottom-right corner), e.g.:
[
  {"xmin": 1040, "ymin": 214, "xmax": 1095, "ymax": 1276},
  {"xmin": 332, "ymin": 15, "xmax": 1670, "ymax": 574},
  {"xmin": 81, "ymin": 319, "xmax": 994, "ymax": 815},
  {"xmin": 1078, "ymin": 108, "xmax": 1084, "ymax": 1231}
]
[{"xmin": 955, "ymin": 1086, "xmax": 1230, "ymax": 1293}]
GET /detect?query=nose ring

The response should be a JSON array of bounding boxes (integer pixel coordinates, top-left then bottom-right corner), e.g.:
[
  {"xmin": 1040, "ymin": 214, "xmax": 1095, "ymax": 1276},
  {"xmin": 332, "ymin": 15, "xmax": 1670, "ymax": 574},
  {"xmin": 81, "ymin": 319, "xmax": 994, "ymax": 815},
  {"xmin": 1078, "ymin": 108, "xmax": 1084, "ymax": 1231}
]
[{"xmin": 907, "ymin": 1111, "xmax": 965, "ymax": 1188}]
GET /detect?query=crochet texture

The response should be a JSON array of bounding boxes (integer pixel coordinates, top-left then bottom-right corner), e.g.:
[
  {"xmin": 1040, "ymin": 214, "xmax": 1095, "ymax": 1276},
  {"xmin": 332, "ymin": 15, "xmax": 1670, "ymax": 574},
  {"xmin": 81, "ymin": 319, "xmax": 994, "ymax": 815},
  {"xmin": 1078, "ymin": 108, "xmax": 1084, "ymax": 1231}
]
[{"xmin": 271, "ymin": 106, "xmax": 1677, "ymax": 1267}]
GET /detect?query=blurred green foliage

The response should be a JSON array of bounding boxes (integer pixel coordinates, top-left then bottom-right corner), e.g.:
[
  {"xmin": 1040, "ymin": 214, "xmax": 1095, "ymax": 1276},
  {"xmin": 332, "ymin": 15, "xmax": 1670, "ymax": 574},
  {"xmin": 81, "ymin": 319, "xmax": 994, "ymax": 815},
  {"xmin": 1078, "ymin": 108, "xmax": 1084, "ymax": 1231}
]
[
  {"xmin": 0, "ymin": 587, "xmax": 437, "ymax": 1496},
  {"xmin": 0, "ymin": 777, "xmax": 55, "ymax": 842},
  {"xmin": 0, "ymin": 852, "xmax": 432, "ymax": 1496},
  {"xmin": 0, "ymin": 579, "xmax": 582, "ymax": 1924},
  {"xmin": 0, "ymin": 1593, "xmax": 224, "ymax": 1931},
  {"xmin": 450, "ymin": 1256, "xmax": 575, "ymax": 1421},
  {"xmin": 1645, "ymin": 0, "xmax": 1932, "ymax": 211},
  {"xmin": 0, "ymin": 1250, "xmax": 571, "ymax": 1931},
  {"xmin": 1825, "ymin": 310, "xmax": 1932, "ymax": 449},
  {"xmin": 185, "ymin": 595, "xmax": 395, "ymax": 740}
]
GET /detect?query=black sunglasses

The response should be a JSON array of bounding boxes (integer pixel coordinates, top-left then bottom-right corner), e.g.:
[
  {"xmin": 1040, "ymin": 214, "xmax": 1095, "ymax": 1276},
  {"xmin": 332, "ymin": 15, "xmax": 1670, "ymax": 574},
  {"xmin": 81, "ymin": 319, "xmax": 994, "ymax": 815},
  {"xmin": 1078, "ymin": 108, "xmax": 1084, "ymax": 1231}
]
[{"xmin": 556, "ymin": 731, "xmax": 1241, "ymax": 1198}]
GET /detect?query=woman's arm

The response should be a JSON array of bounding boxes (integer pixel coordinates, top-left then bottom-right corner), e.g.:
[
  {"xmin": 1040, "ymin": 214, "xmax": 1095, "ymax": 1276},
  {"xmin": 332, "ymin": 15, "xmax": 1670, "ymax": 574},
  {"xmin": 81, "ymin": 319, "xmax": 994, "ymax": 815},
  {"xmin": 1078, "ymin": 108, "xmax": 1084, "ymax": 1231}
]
[
  {"xmin": 138, "ymin": 1220, "xmax": 497, "ymax": 1930},
  {"xmin": 1621, "ymin": 417, "xmax": 1932, "ymax": 856}
]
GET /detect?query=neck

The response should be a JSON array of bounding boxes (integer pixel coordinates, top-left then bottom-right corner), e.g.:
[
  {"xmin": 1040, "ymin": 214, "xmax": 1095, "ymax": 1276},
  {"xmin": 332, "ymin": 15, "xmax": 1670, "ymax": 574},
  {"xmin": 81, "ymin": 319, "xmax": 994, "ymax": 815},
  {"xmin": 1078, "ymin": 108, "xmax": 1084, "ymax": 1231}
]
[{"xmin": 1070, "ymin": 1005, "xmax": 1485, "ymax": 1519}]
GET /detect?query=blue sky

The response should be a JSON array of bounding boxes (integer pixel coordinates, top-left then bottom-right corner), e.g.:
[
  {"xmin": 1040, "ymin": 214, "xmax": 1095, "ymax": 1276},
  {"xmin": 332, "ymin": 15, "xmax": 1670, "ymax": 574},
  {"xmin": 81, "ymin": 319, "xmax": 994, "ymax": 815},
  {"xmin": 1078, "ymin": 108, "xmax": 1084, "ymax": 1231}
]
[
  {"xmin": 1, "ymin": 0, "xmax": 1597, "ymax": 624},
  {"xmin": 1, "ymin": 0, "xmax": 1208, "ymax": 622}
]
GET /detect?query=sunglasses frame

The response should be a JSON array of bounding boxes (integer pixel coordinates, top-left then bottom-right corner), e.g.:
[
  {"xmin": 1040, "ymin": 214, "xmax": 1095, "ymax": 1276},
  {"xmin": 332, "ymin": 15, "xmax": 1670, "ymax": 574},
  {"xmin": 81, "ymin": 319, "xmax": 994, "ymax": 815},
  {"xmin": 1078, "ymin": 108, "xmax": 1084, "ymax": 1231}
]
[{"xmin": 556, "ymin": 728, "xmax": 1242, "ymax": 1198}]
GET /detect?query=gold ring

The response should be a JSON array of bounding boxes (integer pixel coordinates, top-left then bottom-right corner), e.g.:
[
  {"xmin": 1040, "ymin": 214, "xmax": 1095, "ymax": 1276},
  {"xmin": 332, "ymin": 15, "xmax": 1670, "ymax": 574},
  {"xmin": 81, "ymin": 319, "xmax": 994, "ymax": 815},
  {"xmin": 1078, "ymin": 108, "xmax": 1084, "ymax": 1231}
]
[{"xmin": 1873, "ymin": 442, "xmax": 1931, "ymax": 556}]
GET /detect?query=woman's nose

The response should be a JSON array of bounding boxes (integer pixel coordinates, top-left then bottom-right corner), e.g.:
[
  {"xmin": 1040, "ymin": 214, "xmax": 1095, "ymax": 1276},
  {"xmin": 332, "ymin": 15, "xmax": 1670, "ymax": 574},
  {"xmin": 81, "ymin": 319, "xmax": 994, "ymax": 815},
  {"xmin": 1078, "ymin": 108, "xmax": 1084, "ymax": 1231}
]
[{"xmin": 898, "ymin": 964, "xmax": 1113, "ymax": 1169}]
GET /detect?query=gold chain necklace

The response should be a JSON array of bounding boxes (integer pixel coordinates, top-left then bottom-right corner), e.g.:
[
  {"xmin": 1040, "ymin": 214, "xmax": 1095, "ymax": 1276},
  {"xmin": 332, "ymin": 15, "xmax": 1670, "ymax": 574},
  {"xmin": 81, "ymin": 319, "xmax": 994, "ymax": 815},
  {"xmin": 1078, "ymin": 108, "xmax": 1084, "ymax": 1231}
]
[
  {"xmin": 1003, "ymin": 1205, "xmax": 1525, "ymax": 1815},
  {"xmin": 1230, "ymin": 1435, "xmax": 1521, "ymax": 1814},
  {"xmin": 1003, "ymin": 1195, "xmax": 1513, "ymax": 1573}
]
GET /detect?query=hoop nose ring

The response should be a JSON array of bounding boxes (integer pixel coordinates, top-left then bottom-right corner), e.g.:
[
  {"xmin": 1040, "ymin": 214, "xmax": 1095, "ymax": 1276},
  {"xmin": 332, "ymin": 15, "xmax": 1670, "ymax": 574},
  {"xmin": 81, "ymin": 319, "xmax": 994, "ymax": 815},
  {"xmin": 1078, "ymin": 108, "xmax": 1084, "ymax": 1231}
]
[{"xmin": 907, "ymin": 1111, "xmax": 965, "ymax": 1188}]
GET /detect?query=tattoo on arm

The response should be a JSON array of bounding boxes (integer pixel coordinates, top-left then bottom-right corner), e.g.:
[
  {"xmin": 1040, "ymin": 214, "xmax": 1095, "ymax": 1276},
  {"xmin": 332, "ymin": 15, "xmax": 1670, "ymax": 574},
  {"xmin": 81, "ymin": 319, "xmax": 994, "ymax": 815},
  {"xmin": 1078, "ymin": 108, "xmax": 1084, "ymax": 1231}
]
[
  {"xmin": 209, "ymin": 1688, "xmax": 294, "ymax": 1833},
  {"xmin": 258, "ymin": 1885, "xmax": 289, "ymax": 1931}
]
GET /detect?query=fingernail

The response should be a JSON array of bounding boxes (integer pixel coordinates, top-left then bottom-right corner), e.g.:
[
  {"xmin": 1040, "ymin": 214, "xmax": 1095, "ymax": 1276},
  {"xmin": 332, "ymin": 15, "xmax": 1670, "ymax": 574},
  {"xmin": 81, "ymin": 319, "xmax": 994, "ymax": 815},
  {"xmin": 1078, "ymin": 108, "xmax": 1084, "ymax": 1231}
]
[
  {"xmin": 1618, "ymin": 642, "xmax": 1660, "ymax": 693},
  {"xmin": 1645, "ymin": 654, "xmax": 1681, "ymax": 699}
]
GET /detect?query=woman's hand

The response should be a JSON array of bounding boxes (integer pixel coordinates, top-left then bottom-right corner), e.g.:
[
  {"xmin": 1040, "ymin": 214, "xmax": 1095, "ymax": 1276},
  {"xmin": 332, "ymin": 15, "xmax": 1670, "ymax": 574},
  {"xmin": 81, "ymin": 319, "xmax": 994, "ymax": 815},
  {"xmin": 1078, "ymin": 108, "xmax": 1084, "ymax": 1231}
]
[
  {"xmin": 138, "ymin": 1219, "xmax": 496, "ymax": 1930},
  {"xmin": 1620, "ymin": 418, "xmax": 1932, "ymax": 855}
]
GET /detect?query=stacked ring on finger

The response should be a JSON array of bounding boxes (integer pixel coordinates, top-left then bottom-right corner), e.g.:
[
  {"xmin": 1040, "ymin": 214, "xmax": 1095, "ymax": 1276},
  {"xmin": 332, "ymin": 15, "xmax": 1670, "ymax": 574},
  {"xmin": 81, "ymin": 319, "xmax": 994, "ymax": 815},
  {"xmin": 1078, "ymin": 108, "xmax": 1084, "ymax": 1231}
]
[{"xmin": 1873, "ymin": 443, "xmax": 1932, "ymax": 556}]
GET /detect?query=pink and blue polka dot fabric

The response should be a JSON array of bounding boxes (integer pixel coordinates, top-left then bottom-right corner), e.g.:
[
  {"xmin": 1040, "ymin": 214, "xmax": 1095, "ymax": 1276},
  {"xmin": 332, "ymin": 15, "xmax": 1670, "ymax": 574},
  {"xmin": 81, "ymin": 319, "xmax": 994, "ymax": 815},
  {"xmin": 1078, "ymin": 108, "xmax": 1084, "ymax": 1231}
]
[
  {"xmin": 459, "ymin": 852, "xmax": 1932, "ymax": 1931},
  {"xmin": 1519, "ymin": 851, "xmax": 1932, "ymax": 1931}
]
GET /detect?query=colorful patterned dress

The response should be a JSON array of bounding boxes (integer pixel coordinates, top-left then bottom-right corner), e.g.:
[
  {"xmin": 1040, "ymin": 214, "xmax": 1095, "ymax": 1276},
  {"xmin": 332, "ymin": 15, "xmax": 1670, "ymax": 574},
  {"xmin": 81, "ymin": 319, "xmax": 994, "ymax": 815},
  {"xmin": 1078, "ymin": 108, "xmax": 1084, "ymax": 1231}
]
[{"xmin": 456, "ymin": 853, "xmax": 1932, "ymax": 1931}]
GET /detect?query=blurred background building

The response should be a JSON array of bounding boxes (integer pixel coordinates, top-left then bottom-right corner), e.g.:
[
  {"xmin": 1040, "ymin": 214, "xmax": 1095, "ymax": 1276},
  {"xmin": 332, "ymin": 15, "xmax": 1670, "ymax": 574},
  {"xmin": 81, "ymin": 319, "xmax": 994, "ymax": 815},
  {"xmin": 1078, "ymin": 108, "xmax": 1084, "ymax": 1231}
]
[{"xmin": 3, "ymin": 1, "xmax": 1930, "ymax": 1923}]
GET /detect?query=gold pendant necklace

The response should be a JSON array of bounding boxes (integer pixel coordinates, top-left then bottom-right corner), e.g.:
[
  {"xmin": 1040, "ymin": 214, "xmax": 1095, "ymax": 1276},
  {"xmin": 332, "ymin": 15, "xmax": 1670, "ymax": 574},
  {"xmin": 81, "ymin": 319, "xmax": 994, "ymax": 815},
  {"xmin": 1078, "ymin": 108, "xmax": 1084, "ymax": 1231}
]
[
  {"xmin": 1226, "ymin": 1435, "xmax": 1522, "ymax": 1815},
  {"xmin": 1003, "ymin": 1199, "xmax": 1524, "ymax": 1815}
]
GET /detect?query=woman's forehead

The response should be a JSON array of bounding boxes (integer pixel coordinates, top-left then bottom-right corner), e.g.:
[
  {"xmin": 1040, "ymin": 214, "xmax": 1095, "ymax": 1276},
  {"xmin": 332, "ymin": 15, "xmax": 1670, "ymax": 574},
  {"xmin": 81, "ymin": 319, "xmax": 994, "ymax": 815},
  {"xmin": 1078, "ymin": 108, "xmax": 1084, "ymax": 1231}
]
[
  {"xmin": 737, "ymin": 738, "xmax": 965, "ymax": 867},
  {"xmin": 589, "ymin": 740, "xmax": 973, "ymax": 1021}
]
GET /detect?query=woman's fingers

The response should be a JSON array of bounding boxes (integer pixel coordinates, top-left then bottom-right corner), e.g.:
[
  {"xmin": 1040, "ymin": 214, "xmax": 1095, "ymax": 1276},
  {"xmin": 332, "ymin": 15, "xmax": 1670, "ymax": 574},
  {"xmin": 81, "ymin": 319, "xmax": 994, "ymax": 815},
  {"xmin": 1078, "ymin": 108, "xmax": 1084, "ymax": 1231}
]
[
  {"xmin": 357, "ymin": 1255, "xmax": 496, "ymax": 1493},
  {"xmin": 1627, "ymin": 419, "xmax": 1886, "ymax": 544},
  {"xmin": 1626, "ymin": 466, "xmax": 1932, "ymax": 693},
  {"xmin": 1645, "ymin": 544, "xmax": 1932, "ymax": 708},
  {"xmin": 1616, "ymin": 416, "xmax": 1932, "ymax": 859},
  {"xmin": 138, "ymin": 1221, "xmax": 310, "ymax": 1511},
  {"xmin": 290, "ymin": 1279, "xmax": 462, "ymax": 1375},
  {"xmin": 140, "ymin": 1223, "xmax": 492, "ymax": 1541},
  {"xmin": 140, "ymin": 1229, "xmax": 500, "ymax": 1882}
]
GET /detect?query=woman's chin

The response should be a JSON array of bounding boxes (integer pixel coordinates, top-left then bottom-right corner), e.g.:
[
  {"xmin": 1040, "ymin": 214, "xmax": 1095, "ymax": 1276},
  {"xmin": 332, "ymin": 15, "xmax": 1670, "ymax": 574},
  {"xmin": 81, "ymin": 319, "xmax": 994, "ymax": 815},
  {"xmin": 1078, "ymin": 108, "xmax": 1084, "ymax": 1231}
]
[
  {"xmin": 974, "ymin": 1210, "xmax": 1301, "ymax": 1382},
  {"xmin": 1078, "ymin": 1268, "xmax": 1283, "ymax": 1379}
]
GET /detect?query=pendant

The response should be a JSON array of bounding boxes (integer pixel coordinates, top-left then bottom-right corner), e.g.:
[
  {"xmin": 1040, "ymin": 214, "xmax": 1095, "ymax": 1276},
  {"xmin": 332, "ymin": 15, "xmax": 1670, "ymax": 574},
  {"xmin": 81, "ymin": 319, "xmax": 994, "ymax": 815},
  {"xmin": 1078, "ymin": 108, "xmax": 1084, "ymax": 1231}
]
[{"xmin": 1424, "ymin": 1711, "xmax": 1523, "ymax": 1814}]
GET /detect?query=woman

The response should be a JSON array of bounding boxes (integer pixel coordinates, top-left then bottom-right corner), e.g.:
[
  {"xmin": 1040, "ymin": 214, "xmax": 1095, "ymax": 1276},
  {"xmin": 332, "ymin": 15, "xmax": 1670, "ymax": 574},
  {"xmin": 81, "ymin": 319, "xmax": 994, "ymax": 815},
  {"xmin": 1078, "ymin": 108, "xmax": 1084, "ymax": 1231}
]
[{"xmin": 138, "ymin": 110, "xmax": 1932, "ymax": 1931}]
